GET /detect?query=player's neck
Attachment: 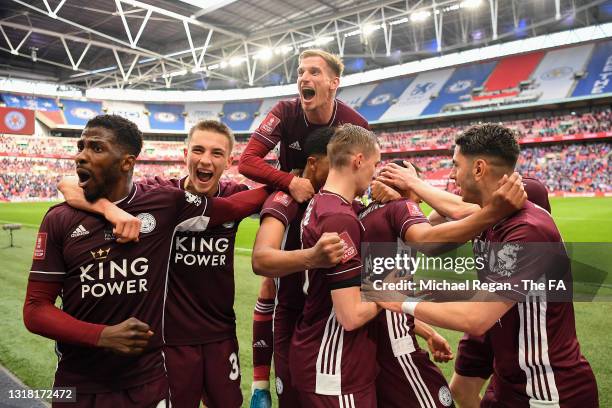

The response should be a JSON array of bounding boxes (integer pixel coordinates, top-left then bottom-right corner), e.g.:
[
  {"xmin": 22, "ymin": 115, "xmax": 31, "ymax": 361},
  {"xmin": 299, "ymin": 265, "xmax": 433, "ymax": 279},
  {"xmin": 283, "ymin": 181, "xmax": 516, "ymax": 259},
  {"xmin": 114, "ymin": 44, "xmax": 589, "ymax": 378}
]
[
  {"xmin": 479, "ymin": 182, "xmax": 497, "ymax": 207},
  {"xmin": 108, "ymin": 177, "xmax": 133, "ymax": 202},
  {"xmin": 305, "ymin": 99, "xmax": 335, "ymax": 125},
  {"xmin": 323, "ymin": 169, "xmax": 357, "ymax": 203},
  {"xmin": 302, "ymin": 167, "xmax": 319, "ymax": 193}
]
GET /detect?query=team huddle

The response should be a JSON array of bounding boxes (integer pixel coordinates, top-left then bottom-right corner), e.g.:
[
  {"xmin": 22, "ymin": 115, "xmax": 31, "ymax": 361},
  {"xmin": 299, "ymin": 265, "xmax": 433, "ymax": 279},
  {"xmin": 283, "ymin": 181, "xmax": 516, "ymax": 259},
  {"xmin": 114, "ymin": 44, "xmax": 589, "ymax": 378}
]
[{"xmin": 23, "ymin": 49, "xmax": 598, "ymax": 408}]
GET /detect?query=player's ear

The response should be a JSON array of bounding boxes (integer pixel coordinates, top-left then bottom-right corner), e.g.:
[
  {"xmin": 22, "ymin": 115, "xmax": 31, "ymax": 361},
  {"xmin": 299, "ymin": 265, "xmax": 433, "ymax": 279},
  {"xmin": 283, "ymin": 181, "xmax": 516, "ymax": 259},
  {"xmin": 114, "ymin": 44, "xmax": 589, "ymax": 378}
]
[
  {"xmin": 472, "ymin": 158, "xmax": 486, "ymax": 181},
  {"xmin": 354, "ymin": 152, "xmax": 364, "ymax": 168},
  {"xmin": 330, "ymin": 76, "xmax": 339, "ymax": 91},
  {"xmin": 122, "ymin": 154, "xmax": 136, "ymax": 173},
  {"xmin": 183, "ymin": 147, "xmax": 188, "ymax": 163},
  {"xmin": 307, "ymin": 156, "xmax": 317, "ymax": 170}
]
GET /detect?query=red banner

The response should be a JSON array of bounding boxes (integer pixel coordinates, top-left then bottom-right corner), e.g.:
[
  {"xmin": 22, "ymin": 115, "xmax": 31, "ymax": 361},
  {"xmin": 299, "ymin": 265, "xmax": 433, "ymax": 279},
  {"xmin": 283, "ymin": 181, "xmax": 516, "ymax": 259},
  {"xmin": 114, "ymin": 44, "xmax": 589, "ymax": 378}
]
[{"xmin": 0, "ymin": 107, "xmax": 35, "ymax": 135}]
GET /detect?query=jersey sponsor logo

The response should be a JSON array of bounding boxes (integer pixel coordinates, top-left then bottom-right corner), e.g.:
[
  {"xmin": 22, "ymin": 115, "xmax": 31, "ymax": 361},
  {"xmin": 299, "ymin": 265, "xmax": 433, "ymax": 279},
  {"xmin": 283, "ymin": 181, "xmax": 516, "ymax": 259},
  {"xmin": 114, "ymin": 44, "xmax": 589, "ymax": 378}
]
[
  {"xmin": 70, "ymin": 107, "xmax": 97, "ymax": 120},
  {"xmin": 339, "ymin": 231, "xmax": 358, "ymax": 263},
  {"xmin": 33, "ymin": 232, "xmax": 47, "ymax": 260},
  {"xmin": 137, "ymin": 213, "xmax": 156, "ymax": 233},
  {"xmin": 489, "ymin": 243, "xmax": 520, "ymax": 277},
  {"xmin": 367, "ymin": 93, "xmax": 392, "ymax": 106},
  {"xmin": 273, "ymin": 191, "xmax": 291, "ymax": 207},
  {"xmin": 228, "ymin": 111, "xmax": 249, "ymax": 121},
  {"xmin": 91, "ymin": 247, "xmax": 111, "ymax": 260},
  {"xmin": 173, "ymin": 236, "xmax": 230, "ymax": 266},
  {"xmin": 70, "ymin": 224, "xmax": 89, "ymax": 238},
  {"xmin": 184, "ymin": 190, "xmax": 202, "ymax": 206},
  {"xmin": 541, "ymin": 66, "xmax": 573, "ymax": 80},
  {"xmin": 153, "ymin": 111, "xmax": 178, "ymax": 123},
  {"xmin": 406, "ymin": 201, "xmax": 423, "ymax": 217},
  {"xmin": 258, "ymin": 112, "xmax": 281, "ymax": 135},
  {"xmin": 288, "ymin": 141, "xmax": 301, "ymax": 150},
  {"xmin": 79, "ymin": 253, "xmax": 149, "ymax": 298},
  {"xmin": 276, "ymin": 377, "xmax": 284, "ymax": 395},
  {"xmin": 104, "ymin": 228, "xmax": 115, "ymax": 241},
  {"xmin": 447, "ymin": 79, "xmax": 474, "ymax": 93},
  {"xmin": 253, "ymin": 339, "xmax": 270, "ymax": 348},
  {"xmin": 438, "ymin": 386, "xmax": 453, "ymax": 407},
  {"xmin": 5, "ymin": 110, "xmax": 26, "ymax": 131}
]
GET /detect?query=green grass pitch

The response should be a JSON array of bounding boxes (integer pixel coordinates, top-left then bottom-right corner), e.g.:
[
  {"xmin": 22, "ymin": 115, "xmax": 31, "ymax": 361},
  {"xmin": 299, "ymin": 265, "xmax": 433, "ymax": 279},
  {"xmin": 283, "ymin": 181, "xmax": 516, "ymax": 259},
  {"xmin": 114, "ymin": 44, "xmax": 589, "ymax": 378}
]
[{"xmin": 0, "ymin": 197, "xmax": 611, "ymax": 406}]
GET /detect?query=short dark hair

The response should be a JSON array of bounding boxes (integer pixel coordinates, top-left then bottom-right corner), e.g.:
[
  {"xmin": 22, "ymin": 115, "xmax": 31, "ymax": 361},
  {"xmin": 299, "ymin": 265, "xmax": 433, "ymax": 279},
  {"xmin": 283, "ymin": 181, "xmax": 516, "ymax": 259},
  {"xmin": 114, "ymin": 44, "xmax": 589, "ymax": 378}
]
[
  {"xmin": 85, "ymin": 114, "xmax": 143, "ymax": 157},
  {"xmin": 391, "ymin": 159, "xmax": 422, "ymax": 176},
  {"xmin": 455, "ymin": 124, "xmax": 519, "ymax": 168},
  {"xmin": 304, "ymin": 127, "xmax": 335, "ymax": 157}
]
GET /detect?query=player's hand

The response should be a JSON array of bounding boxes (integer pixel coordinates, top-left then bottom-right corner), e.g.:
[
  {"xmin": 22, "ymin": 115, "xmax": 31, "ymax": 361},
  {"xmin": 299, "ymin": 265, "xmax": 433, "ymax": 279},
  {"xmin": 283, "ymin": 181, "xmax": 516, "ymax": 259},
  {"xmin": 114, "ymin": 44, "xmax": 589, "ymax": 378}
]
[
  {"xmin": 489, "ymin": 172, "xmax": 527, "ymax": 217},
  {"xmin": 288, "ymin": 176, "xmax": 315, "ymax": 203},
  {"xmin": 97, "ymin": 317, "xmax": 153, "ymax": 356},
  {"xmin": 377, "ymin": 161, "xmax": 419, "ymax": 192},
  {"xmin": 370, "ymin": 180, "xmax": 401, "ymax": 203},
  {"xmin": 307, "ymin": 232, "xmax": 344, "ymax": 269},
  {"xmin": 103, "ymin": 205, "xmax": 141, "ymax": 243},
  {"xmin": 426, "ymin": 331, "xmax": 454, "ymax": 363}
]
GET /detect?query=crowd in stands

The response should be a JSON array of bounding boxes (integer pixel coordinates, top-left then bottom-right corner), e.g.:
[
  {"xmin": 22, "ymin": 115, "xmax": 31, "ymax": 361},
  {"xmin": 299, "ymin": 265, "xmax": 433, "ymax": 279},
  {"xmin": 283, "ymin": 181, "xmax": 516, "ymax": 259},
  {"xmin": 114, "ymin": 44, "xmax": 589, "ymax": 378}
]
[
  {"xmin": 1, "ymin": 141, "xmax": 608, "ymax": 201},
  {"xmin": 2, "ymin": 109, "xmax": 610, "ymax": 161}
]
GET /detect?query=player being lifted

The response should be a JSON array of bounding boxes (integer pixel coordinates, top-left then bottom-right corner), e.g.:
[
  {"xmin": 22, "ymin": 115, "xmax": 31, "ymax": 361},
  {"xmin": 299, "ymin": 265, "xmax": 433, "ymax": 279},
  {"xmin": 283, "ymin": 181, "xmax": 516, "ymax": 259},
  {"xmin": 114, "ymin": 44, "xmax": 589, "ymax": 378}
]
[
  {"xmin": 24, "ymin": 115, "xmax": 270, "ymax": 407},
  {"xmin": 379, "ymin": 124, "xmax": 598, "ymax": 408},
  {"xmin": 239, "ymin": 48, "xmax": 368, "ymax": 407}
]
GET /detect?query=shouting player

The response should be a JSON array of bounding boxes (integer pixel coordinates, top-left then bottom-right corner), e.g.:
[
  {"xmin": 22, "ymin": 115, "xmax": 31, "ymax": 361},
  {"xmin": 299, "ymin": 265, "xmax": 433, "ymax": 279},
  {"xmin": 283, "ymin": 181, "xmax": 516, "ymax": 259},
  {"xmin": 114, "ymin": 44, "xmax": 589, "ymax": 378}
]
[
  {"xmin": 24, "ymin": 115, "xmax": 269, "ymax": 407},
  {"xmin": 240, "ymin": 48, "xmax": 368, "ymax": 407},
  {"xmin": 381, "ymin": 124, "xmax": 598, "ymax": 407}
]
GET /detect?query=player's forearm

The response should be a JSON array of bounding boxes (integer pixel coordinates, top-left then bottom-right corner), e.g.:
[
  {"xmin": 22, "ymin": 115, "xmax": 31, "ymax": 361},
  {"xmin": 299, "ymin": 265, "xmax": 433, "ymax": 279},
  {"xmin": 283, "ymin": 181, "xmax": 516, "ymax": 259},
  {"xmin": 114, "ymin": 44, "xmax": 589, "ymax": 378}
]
[
  {"xmin": 418, "ymin": 206, "xmax": 501, "ymax": 248},
  {"xmin": 209, "ymin": 186, "xmax": 272, "ymax": 226},
  {"xmin": 332, "ymin": 287, "xmax": 380, "ymax": 331},
  {"xmin": 58, "ymin": 176, "xmax": 112, "ymax": 216},
  {"xmin": 410, "ymin": 179, "xmax": 478, "ymax": 219},
  {"xmin": 238, "ymin": 138, "xmax": 294, "ymax": 190},
  {"xmin": 252, "ymin": 246, "xmax": 316, "ymax": 277},
  {"xmin": 414, "ymin": 319, "xmax": 437, "ymax": 341},
  {"xmin": 23, "ymin": 280, "xmax": 105, "ymax": 347}
]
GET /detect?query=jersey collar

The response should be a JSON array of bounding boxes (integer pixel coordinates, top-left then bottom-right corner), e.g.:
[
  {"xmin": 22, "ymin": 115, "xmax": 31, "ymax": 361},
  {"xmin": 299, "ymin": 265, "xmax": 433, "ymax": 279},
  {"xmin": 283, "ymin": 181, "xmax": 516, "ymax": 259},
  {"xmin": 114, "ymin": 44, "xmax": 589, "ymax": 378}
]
[{"xmin": 303, "ymin": 99, "xmax": 338, "ymax": 128}]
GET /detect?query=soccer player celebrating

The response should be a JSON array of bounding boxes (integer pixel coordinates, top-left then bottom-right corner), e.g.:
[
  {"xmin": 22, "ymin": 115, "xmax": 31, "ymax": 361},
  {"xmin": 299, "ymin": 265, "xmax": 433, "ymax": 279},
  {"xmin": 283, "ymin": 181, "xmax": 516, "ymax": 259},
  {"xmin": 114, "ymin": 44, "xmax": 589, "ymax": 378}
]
[
  {"xmin": 380, "ymin": 124, "xmax": 598, "ymax": 407},
  {"xmin": 251, "ymin": 127, "xmax": 344, "ymax": 407},
  {"xmin": 240, "ymin": 48, "xmax": 368, "ymax": 406},
  {"xmin": 24, "ymin": 115, "xmax": 269, "ymax": 407},
  {"xmin": 238, "ymin": 48, "xmax": 368, "ymax": 203}
]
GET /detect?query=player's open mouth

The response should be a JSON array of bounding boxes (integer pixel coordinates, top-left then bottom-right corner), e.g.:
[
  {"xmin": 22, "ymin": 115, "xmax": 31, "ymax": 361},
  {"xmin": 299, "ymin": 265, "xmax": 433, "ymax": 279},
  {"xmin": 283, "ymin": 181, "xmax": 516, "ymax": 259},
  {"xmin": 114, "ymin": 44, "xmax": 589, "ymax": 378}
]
[
  {"xmin": 301, "ymin": 87, "xmax": 316, "ymax": 101},
  {"xmin": 76, "ymin": 168, "xmax": 92, "ymax": 188},
  {"xmin": 196, "ymin": 169, "xmax": 213, "ymax": 183}
]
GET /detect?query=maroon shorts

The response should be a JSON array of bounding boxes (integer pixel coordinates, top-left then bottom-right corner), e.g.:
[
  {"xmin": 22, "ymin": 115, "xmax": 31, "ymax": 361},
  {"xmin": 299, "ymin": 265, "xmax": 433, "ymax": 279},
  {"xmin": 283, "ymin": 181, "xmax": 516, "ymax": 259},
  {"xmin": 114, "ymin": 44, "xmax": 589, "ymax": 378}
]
[
  {"xmin": 453, "ymin": 333, "xmax": 493, "ymax": 379},
  {"xmin": 377, "ymin": 349, "xmax": 454, "ymax": 408},
  {"xmin": 274, "ymin": 309, "xmax": 301, "ymax": 408},
  {"xmin": 164, "ymin": 338, "xmax": 242, "ymax": 408},
  {"xmin": 52, "ymin": 376, "xmax": 169, "ymax": 408},
  {"xmin": 298, "ymin": 385, "xmax": 376, "ymax": 408}
]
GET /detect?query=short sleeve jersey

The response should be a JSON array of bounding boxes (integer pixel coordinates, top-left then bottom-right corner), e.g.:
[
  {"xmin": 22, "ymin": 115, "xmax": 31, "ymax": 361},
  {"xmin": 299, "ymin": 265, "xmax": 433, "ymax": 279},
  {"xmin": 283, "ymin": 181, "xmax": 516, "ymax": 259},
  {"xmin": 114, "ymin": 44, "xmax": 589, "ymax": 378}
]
[
  {"xmin": 29, "ymin": 183, "xmax": 234, "ymax": 392},
  {"xmin": 472, "ymin": 201, "xmax": 596, "ymax": 406},
  {"xmin": 143, "ymin": 177, "xmax": 250, "ymax": 345},
  {"xmin": 359, "ymin": 200, "xmax": 429, "ymax": 361},
  {"xmin": 251, "ymin": 98, "xmax": 369, "ymax": 171},
  {"xmin": 289, "ymin": 190, "xmax": 377, "ymax": 396}
]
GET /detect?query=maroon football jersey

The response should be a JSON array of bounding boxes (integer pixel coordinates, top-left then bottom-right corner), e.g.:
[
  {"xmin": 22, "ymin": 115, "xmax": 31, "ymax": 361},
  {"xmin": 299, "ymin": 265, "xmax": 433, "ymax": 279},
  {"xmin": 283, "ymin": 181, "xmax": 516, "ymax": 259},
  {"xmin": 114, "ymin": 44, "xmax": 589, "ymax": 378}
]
[
  {"xmin": 473, "ymin": 201, "xmax": 597, "ymax": 407},
  {"xmin": 252, "ymin": 98, "xmax": 369, "ymax": 171},
  {"xmin": 145, "ymin": 177, "xmax": 250, "ymax": 345},
  {"xmin": 290, "ymin": 190, "xmax": 377, "ymax": 396},
  {"xmin": 28, "ymin": 183, "xmax": 242, "ymax": 393},
  {"xmin": 358, "ymin": 200, "xmax": 430, "ymax": 377},
  {"xmin": 522, "ymin": 176, "xmax": 551, "ymax": 214}
]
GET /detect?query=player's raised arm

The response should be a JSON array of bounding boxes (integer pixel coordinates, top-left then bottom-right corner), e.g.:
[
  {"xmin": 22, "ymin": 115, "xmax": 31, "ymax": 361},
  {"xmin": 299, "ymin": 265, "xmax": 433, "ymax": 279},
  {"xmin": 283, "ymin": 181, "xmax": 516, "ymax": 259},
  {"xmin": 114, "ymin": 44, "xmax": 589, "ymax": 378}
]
[
  {"xmin": 402, "ymin": 173, "xmax": 527, "ymax": 255},
  {"xmin": 57, "ymin": 176, "xmax": 141, "ymax": 243},
  {"xmin": 379, "ymin": 162, "xmax": 480, "ymax": 219}
]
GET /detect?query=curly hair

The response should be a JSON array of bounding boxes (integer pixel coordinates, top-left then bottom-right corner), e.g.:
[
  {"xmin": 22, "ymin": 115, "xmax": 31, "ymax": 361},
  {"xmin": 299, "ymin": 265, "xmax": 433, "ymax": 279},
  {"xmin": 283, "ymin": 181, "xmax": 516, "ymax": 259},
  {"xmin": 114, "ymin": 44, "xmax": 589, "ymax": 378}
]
[{"xmin": 85, "ymin": 114, "xmax": 143, "ymax": 157}]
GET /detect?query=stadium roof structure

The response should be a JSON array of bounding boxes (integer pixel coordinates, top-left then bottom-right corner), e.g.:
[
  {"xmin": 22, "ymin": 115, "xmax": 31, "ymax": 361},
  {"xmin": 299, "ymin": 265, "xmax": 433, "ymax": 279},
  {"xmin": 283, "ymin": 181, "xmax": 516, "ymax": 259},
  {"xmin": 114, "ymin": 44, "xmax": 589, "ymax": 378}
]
[{"xmin": 0, "ymin": 0, "xmax": 611, "ymax": 91}]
